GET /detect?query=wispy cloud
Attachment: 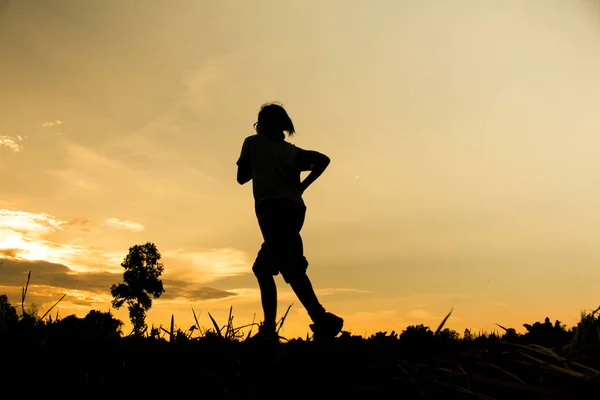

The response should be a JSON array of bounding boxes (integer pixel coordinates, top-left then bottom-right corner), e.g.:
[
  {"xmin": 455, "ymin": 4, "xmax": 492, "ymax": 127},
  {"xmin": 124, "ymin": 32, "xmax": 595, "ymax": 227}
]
[
  {"xmin": 47, "ymin": 140, "xmax": 215, "ymax": 200},
  {"xmin": 46, "ymin": 142, "xmax": 122, "ymax": 194},
  {"xmin": 0, "ymin": 257, "xmax": 240, "ymax": 303},
  {"xmin": 0, "ymin": 258, "xmax": 117, "ymax": 294},
  {"xmin": 0, "ymin": 210, "xmax": 71, "ymax": 264},
  {"xmin": 61, "ymin": 218, "xmax": 92, "ymax": 232},
  {"xmin": 0, "ymin": 209, "xmax": 63, "ymax": 236},
  {"xmin": 406, "ymin": 309, "xmax": 434, "ymax": 319},
  {"xmin": 159, "ymin": 280, "xmax": 237, "ymax": 301},
  {"xmin": 162, "ymin": 248, "xmax": 252, "ymax": 284},
  {"xmin": 0, "ymin": 135, "xmax": 24, "ymax": 153},
  {"xmin": 0, "ymin": 257, "xmax": 241, "ymax": 318},
  {"xmin": 0, "ymin": 208, "xmax": 256, "ymax": 288},
  {"xmin": 104, "ymin": 218, "xmax": 144, "ymax": 232},
  {"xmin": 316, "ymin": 288, "xmax": 371, "ymax": 296},
  {"xmin": 0, "ymin": 209, "xmax": 114, "ymax": 272},
  {"xmin": 41, "ymin": 120, "xmax": 63, "ymax": 127}
]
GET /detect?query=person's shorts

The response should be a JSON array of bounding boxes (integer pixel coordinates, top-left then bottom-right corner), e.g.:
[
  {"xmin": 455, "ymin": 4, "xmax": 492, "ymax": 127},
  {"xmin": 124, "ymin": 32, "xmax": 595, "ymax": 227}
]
[{"xmin": 252, "ymin": 198, "xmax": 309, "ymax": 283}]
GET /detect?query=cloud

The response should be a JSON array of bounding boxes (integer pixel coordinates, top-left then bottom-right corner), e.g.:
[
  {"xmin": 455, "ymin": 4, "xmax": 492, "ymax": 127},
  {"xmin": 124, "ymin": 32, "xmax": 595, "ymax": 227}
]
[
  {"xmin": 45, "ymin": 142, "xmax": 123, "ymax": 194},
  {"xmin": 0, "ymin": 135, "xmax": 24, "ymax": 153},
  {"xmin": 0, "ymin": 257, "xmax": 238, "ymax": 303},
  {"xmin": 162, "ymin": 248, "xmax": 252, "ymax": 284},
  {"xmin": 0, "ymin": 209, "xmax": 78, "ymax": 262},
  {"xmin": 315, "ymin": 288, "xmax": 371, "ymax": 296},
  {"xmin": 61, "ymin": 218, "xmax": 92, "ymax": 232},
  {"xmin": 0, "ymin": 209, "xmax": 115, "ymax": 273},
  {"xmin": 160, "ymin": 279, "xmax": 236, "ymax": 301},
  {"xmin": 0, "ymin": 209, "xmax": 63, "ymax": 233},
  {"xmin": 0, "ymin": 248, "xmax": 19, "ymax": 258},
  {"xmin": 0, "ymin": 258, "xmax": 117, "ymax": 294},
  {"xmin": 0, "ymin": 207, "xmax": 255, "ymax": 289},
  {"xmin": 47, "ymin": 140, "xmax": 216, "ymax": 202},
  {"xmin": 406, "ymin": 309, "xmax": 434, "ymax": 319},
  {"xmin": 41, "ymin": 120, "xmax": 63, "ymax": 127},
  {"xmin": 0, "ymin": 208, "xmax": 258, "ymax": 319},
  {"xmin": 104, "ymin": 218, "xmax": 144, "ymax": 232},
  {"xmin": 0, "ymin": 209, "xmax": 71, "ymax": 265},
  {"xmin": 0, "ymin": 257, "xmax": 239, "ymax": 314}
]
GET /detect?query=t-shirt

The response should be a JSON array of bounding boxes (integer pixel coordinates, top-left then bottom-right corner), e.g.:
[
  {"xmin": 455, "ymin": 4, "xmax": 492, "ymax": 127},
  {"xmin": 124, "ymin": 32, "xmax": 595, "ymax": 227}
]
[{"xmin": 236, "ymin": 134, "xmax": 307, "ymax": 207}]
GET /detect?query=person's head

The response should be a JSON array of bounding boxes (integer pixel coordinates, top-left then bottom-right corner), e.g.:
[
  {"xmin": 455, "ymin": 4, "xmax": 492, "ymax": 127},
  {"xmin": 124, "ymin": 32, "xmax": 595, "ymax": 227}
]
[{"xmin": 254, "ymin": 102, "xmax": 295, "ymax": 141}]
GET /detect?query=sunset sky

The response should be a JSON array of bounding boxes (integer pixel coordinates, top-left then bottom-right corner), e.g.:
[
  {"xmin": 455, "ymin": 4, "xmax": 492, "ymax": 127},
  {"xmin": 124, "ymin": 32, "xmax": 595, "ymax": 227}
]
[{"xmin": 1, "ymin": 0, "xmax": 600, "ymax": 339}]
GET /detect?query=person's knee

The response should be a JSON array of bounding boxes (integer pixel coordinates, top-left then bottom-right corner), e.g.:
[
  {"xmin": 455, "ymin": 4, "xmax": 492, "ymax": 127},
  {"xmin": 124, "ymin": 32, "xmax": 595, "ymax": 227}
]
[
  {"xmin": 253, "ymin": 249, "xmax": 274, "ymax": 277},
  {"xmin": 253, "ymin": 262, "xmax": 279, "ymax": 281},
  {"xmin": 283, "ymin": 270, "xmax": 308, "ymax": 285},
  {"xmin": 253, "ymin": 264, "xmax": 268, "ymax": 279}
]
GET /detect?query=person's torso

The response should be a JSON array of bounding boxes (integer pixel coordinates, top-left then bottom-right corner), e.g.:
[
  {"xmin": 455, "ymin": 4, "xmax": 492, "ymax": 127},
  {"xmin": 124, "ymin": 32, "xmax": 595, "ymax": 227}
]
[{"xmin": 245, "ymin": 134, "xmax": 304, "ymax": 206}]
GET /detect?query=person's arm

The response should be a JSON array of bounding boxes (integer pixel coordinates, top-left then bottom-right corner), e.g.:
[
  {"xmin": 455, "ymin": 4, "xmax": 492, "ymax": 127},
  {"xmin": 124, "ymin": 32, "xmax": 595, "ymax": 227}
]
[
  {"xmin": 236, "ymin": 139, "xmax": 252, "ymax": 185},
  {"xmin": 294, "ymin": 149, "xmax": 331, "ymax": 194},
  {"xmin": 237, "ymin": 163, "xmax": 252, "ymax": 185}
]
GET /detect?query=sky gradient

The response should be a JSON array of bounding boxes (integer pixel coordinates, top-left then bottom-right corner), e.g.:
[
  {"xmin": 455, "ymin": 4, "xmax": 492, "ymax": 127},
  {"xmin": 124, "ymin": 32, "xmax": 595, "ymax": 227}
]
[{"xmin": 1, "ymin": 0, "xmax": 600, "ymax": 338}]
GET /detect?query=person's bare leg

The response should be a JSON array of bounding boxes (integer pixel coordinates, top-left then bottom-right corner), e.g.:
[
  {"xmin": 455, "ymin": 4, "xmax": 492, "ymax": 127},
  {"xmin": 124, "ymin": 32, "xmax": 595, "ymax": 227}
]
[
  {"xmin": 256, "ymin": 273, "xmax": 277, "ymax": 331},
  {"xmin": 288, "ymin": 273, "xmax": 326, "ymax": 324}
]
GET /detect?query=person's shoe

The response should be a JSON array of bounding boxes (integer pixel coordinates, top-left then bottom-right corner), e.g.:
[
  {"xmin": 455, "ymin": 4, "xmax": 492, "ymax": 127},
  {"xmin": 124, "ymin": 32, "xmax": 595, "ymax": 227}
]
[
  {"xmin": 309, "ymin": 312, "xmax": 344, "ymax": 340},
  {"xmin": 247, "ymin": 323, "xmax": 279, "ymax": 344}
]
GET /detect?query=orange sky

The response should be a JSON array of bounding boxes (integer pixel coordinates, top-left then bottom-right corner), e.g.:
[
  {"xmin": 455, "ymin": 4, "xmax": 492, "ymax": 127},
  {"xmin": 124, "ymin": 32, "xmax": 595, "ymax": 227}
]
[{"xmin": 1, "ymin": 0, "xmax": 600, "ymax": 339}]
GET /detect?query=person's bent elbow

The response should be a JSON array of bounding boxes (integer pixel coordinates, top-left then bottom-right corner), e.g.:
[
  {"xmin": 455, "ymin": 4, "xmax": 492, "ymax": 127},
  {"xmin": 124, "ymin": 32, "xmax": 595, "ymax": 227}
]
[
  {"xmin": 237, "ymin": 175, "xmax": 251, "ymax": 185},
  {"xmin": 318, "ymin": 154, "xmax": 331, "ymax": 170},
  {"xmin": 237, "ymin": 168, "xmax": 251, "ymax": 185}
]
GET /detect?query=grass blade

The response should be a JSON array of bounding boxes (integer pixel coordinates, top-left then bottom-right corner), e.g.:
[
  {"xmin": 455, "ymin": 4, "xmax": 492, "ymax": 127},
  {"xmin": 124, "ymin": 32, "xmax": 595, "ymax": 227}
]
[
  {"xmin": 191, "ymin": 307, "xmax": 203, "ymax": 336},
  {"xmin": 548, "ymin": 365, "xmax": 585, "ymax": 378},
  {"xmin": 207, "ymin": 312, "xmax": 223, "ymax": 338},
  {"xmin": 519, "ymin": 352, "xmax": 547, "ymax": 365},
  {"xmin": 226, "ymin": 306, "xmax": 233, "ymax": 339},
  {"xmin": 169, "ymin": 314, "xmax": 175, "ymax": 342},
  {"xmin": 569, "ymin": 361, "xmax": 600, "ymax": 375},
  {"xmin": 495, "ymin": 323, "xmax": 509, "ymax": 332},
  {"xmin": 475, "ymin": 362, "xmax": 526, "ymax": 384},
  {"xmin": 435, "ymin": 308, "xmax": 453, "ymax": 335},
  {"xmin": 245, "ymin": 313, "xmax": 257, "ymax": 341},
  {"xmin": 276, "ymin": 303, "xmax": 293, "ymax": 334},
  {"xmin": 525, "ymin": 344, "xmax": 566, "ymax": 362},
  {"xmin": 21, "ymin": 270, "xmax": 31, "ymax": 317},
  {"xmin": 38, "ymin": 293, "xmax": 66, "ymax": 322}
]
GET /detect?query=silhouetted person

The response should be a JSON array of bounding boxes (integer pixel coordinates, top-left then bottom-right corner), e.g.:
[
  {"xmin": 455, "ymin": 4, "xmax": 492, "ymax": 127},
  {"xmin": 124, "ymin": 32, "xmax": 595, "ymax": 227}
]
[{"xmin": 236, "ymin": 102, "xmax": 343, "ymax": 341}]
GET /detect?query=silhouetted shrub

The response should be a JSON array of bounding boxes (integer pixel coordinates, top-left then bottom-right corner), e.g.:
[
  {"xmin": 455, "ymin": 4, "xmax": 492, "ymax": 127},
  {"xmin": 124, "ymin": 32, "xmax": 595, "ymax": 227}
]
[{"xmin": 522, "ymin": 317, "xmax": 571, "ymax": 349}]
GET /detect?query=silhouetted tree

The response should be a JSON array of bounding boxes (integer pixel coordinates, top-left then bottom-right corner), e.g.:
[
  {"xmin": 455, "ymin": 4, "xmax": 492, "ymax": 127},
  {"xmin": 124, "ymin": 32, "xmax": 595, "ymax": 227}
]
[
  {"xmin": 369, "ymin": 330, "xmax": 399, "ymax": 343},
  {"xmin": 571, "ymin": 307, "xmax": 600, "ymax": 351},
  {"xmin": 437, "ymin": 327, "xmax": 460, "ymax": 341},
  {"xmin": 463, "ymin": 328, "xmax": 472, "ymax": 341},
  {"xmin": 0, "ymin": 294, "xmax": 18, "ymax": 333},
  {"xmin": 110, "ymin": 242, "xmax": 165, "ymax": 336},
  {"xmin": 84, "ymin": 310, "xmax": 123, "ymax": 338},
  {"xmin": 52, "ymin": 310, "xmax": 123, "ymax": 340},
  {"xmin": 400, "ymin": 324, "xmax": 434, "ymax": 343},
  {"xmin": 523, "ymin": 316, "xmax": 570, "ymax": 348},
  {"xmin": 24, "ymin": 303, "xmax": 40, "ymax": 321}
]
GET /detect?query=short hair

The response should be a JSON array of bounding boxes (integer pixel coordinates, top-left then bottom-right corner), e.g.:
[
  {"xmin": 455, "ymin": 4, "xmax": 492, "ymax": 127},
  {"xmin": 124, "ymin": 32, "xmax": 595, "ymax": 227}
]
[{"xmin": 257, "ymin": 102, "xmax": 295, "ymax": 140}]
